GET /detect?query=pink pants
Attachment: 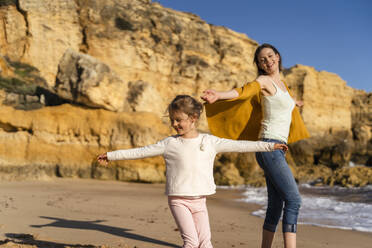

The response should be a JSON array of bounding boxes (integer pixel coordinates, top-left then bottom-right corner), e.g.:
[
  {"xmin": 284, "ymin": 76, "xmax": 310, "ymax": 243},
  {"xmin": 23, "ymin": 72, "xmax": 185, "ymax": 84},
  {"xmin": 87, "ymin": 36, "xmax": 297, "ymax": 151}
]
[{"xmin": 168, "ymin": 196, "xmax": 213, "ymax": 248}]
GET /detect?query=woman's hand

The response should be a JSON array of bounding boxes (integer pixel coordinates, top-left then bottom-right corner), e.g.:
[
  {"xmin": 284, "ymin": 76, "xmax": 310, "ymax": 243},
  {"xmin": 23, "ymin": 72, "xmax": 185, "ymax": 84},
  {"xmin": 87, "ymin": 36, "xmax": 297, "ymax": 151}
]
[
  {"xmin": 97, "ymin": 153, "xmax": 109, "ymax": 166},
  {"xmin": 273, "ymin": 143, "xmax": 288, "ymax": 152},
  {"xmin": 201, "ymin": 89, "xmax": 220, "ymax": 104},
  {"xmin": 295, "ymin": 100, "xmax": 304, "ymax": 107},
  {"xmin": 291, "ymin": 96, "xmax": 304, "ymax": 107}
]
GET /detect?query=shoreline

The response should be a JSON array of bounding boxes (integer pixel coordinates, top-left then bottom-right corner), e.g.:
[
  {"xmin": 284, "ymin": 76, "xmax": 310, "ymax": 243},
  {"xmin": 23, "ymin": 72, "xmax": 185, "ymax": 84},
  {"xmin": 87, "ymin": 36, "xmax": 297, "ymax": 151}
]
[
  {"xmin": 0, "ymin": 178, "xmax": 371, "ymax": 248},
  {"xmin": 234, "ymin": 184, "xmax": 372, "ymax": 234}
]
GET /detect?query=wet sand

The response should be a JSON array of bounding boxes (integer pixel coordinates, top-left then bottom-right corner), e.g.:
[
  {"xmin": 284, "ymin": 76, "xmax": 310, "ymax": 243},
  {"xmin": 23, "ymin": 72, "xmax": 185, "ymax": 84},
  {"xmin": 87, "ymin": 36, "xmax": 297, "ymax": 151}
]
[{"xmin": 0, "ymin": 178, "xmax": 371, "ymax": 248}]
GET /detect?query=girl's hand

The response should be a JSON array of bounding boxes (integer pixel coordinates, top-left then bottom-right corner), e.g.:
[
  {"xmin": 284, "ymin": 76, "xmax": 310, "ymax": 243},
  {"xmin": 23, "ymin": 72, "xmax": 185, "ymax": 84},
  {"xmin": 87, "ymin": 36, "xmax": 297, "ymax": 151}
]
[
  {"xmin": 201, "ymin": 89, "xmax": 219, "ymax": 104},
  {"xmin": 273, "ymin": 143, "xmax": 288, "ymax": 152},
  {"xmin": 97, "ymin": 153, "xmax": 109, "ymax": 166}
]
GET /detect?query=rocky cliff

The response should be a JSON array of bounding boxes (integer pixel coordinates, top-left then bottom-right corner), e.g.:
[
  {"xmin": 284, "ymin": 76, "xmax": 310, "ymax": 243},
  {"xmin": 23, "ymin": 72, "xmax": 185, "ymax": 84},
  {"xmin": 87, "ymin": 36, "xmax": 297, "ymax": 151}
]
[{"xmin": 0, "ymin": 0, "xmax": 371, "ymax": 187}]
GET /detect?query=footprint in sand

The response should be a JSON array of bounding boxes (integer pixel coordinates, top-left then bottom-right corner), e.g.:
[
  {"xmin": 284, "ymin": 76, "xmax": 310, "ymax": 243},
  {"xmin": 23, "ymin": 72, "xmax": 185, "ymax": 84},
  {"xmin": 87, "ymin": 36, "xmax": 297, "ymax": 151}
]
[{"xmin": 0, "ymin": 196, "xmax": 17, "ymax": 210}]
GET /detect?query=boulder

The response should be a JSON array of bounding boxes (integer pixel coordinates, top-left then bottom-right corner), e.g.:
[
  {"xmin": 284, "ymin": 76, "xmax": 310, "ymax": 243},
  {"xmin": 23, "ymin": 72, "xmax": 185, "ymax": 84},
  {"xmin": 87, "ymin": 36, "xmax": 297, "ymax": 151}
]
[
  {"xmin": 325, "ymin": 166, "xmax": 372, "ymax": 187},
  {"xmin": 55, "ymin": 49, "xmax": 130, "ymax": 112}
]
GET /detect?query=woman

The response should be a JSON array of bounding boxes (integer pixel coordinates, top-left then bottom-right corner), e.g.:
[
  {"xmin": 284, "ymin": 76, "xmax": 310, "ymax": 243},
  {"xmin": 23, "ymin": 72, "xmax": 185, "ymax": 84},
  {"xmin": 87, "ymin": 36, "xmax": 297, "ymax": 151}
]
[{"xmin": 201, "ymin": 43, "xmax": 309, "ymax": 248}]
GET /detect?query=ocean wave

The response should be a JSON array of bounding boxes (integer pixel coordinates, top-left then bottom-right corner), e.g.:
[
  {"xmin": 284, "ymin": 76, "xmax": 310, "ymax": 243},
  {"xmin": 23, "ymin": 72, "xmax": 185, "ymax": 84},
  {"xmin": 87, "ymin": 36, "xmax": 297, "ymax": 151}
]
[{"xmin": 236, "ymin": 185, "xmax": 372, "ymax": 233}]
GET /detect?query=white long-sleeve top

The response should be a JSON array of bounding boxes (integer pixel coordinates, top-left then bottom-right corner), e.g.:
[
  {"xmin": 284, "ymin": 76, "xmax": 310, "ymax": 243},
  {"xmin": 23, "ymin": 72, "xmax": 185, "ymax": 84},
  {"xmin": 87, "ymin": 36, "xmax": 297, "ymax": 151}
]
[{"xmin": 107, "ymin": 133, "xmax": 275, "ymax": 196}]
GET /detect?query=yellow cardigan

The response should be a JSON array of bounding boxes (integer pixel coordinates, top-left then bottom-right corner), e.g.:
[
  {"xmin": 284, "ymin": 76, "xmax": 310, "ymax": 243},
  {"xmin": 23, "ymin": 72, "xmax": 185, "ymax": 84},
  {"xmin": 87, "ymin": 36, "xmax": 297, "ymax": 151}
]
[{"xmin": 205, "ymin": 81, "xmax": 310, "ymax": 143}]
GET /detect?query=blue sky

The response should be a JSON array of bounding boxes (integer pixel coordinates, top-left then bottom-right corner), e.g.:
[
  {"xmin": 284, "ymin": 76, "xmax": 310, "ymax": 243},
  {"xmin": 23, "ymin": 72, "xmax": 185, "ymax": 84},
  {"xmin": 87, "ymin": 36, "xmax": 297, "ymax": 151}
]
[{"xmin": 157, "ymin": 0, "xmax": 372, "ymax": 92}]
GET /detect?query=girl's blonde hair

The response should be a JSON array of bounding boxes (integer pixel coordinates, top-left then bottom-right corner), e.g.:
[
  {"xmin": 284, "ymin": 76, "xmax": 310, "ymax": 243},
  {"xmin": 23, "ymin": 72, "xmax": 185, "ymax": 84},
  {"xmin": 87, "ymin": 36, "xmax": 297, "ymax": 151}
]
[{"xmin": 167, "ymin": 95, "xmax": 203, "ymax": 119}]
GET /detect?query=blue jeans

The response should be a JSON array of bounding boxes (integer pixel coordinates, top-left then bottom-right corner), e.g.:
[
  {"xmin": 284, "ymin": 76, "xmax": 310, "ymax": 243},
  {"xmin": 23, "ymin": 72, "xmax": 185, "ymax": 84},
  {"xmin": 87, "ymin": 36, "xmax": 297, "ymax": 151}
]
[{"xmin": 255, "ymin": 138, "xmax": 301, "ymax": 233}]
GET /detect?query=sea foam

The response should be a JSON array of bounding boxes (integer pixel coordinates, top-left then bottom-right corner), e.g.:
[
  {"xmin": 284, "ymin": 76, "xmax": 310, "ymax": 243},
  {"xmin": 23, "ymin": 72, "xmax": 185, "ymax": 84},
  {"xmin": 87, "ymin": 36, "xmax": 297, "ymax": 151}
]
[{"xmin": 236, "ymin": 185, "xmax": 372, "ymax": 233}]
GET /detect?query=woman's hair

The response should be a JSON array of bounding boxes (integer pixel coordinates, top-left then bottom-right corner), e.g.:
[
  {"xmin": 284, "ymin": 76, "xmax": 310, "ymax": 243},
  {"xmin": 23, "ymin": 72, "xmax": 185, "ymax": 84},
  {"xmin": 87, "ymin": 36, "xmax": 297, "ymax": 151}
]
[
  {"xmin": 168, "ymin": 95, "xmax": 203, "ymax": 119},
  {"xmin": 253, "ymin": 43, "xmax": 283, "ymax": 75}
]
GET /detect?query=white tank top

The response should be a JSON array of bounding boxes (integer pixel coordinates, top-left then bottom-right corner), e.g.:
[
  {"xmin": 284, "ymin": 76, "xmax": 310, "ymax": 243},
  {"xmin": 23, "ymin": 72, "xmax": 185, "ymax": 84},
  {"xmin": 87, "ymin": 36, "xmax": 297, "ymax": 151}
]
[{"xmin": 259, "ymin": 79, "xmax": 295, "ymax": 143}]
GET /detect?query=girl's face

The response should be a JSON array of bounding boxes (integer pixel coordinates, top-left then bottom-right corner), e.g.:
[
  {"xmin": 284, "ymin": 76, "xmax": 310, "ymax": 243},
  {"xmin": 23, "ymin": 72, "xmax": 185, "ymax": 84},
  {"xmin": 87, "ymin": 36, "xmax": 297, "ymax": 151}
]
[
  {"xmin": 257, "ymin": 48, "xmax": 280, "ymax": 74},
  {"xmin": 169, "ymin": 111, "xmax": 197, "ymax": 137}
]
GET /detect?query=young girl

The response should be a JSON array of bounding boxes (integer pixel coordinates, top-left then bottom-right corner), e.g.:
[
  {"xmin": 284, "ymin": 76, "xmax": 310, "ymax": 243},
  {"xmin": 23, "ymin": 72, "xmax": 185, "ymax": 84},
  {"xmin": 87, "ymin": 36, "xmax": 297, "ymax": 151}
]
[{"xmin": 97, "ymin": 95, "xmax": 287, "ymax": 248}]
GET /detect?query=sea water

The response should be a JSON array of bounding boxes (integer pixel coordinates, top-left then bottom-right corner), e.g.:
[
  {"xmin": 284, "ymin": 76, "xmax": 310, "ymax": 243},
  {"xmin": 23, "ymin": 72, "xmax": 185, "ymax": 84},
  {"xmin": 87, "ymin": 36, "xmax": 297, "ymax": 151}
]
[{"xmin": 233, "ymin": 184, "xmax": 372, "ymax": 233}]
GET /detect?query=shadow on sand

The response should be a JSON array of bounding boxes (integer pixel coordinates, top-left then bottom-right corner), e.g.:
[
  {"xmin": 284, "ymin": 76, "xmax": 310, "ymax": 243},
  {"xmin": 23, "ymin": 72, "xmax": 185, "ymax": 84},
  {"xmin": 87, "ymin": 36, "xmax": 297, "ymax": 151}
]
[
  {"xmin": 28, "ymin": 216, "xmax": 180, "ymax": 248},
  {"xmin": 2, "ymin": 233, "xmax": 97, "ymax": 247}
]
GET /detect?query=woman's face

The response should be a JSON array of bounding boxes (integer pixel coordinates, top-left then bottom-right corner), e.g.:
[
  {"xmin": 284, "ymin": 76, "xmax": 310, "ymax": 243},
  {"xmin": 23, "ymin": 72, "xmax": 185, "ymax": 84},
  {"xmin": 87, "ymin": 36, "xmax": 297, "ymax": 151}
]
[{"xmin": 257, "ymin": 48, "xmax": 280, "ymax": 74}]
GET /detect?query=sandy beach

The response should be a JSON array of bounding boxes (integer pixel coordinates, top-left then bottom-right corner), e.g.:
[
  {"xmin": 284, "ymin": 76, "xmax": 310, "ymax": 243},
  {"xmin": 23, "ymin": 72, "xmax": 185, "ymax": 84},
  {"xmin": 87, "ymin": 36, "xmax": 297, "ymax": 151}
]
[{"xmin": 0, "ymin": 178, "xmax": 371, "ymax": 248}]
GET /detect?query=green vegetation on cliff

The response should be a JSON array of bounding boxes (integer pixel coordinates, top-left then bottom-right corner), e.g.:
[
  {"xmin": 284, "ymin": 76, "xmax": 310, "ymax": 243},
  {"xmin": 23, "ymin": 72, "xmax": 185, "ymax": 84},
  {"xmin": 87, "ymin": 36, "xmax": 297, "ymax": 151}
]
[{"xmin": 0, "ymin": 76, "xmax": 37, "ymax": 95}]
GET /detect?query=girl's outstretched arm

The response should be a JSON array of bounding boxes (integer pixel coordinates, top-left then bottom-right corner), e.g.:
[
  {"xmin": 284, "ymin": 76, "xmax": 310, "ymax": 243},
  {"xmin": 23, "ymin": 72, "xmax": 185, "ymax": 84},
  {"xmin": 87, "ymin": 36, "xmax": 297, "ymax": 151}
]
[
  {"xmin": 96, "ymin": 138, "xmax": 168, "ymax": 166},
  {"xmin": 213, "ymin": 136, "xmax": 288, "ymax": 153}
]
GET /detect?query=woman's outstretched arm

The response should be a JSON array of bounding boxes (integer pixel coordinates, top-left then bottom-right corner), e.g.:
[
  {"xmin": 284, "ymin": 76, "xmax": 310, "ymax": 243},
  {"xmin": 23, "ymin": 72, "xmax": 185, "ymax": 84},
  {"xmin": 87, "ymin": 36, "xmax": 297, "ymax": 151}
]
[{"xmin": 201, "ymin": 89, "xmax": 239, "ymax": 104}]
